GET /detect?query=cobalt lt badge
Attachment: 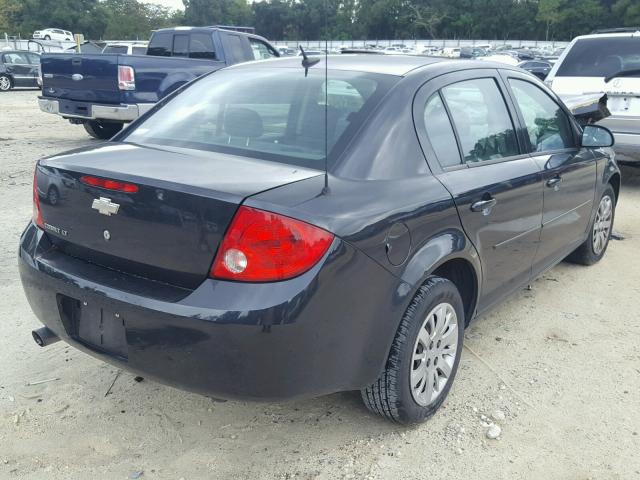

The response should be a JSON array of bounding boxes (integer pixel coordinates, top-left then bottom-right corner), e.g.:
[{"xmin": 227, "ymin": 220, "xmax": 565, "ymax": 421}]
[{"xmin": 91, "ymin": 197, "xmax": 119, "ymax": 216}]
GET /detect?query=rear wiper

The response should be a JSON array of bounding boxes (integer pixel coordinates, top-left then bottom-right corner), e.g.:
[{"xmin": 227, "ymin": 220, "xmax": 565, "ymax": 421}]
[{"xmin": 604, "ymin": 68, "xmax": 640, "ymax": 83}]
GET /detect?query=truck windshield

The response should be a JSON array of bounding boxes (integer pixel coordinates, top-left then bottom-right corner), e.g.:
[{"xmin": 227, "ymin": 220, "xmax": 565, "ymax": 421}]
[
  {"xmin": 124, "ymin": 67, "xmax": 396, "ymax": 169},
  {"xmin": 556, "ymin": 36, "xmax": 640, "ymax": 78}
]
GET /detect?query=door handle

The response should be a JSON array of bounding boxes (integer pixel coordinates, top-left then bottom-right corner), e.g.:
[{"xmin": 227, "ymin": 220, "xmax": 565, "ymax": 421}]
[
  {"xmin": 471, "ymin": 197, "xmax": 497, "ymax": 213},
  {"xmin": 546, "ymin": 176, "xmax": 563, "ymax": 189}
]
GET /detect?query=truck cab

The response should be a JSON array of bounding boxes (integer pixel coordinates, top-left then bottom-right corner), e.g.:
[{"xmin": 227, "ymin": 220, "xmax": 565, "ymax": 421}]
[{"xmin": 38, "ymin": 27, "xmax": 279, "ymax": 139}]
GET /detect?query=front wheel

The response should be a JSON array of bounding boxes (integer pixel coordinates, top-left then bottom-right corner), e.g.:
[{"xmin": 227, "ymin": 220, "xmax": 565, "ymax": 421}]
[
  {"xmin": 0, "ymin": 74, "xmax": 12, "ymax": 91},
  {"xmin": 44, "ymin": 35, "xmax": 51, "ymax": 40},
  {"xmin": 361, "ymin": 276, "xmax": 464, "ymax": 424},
  {"xmin": 567, "ymin": 185, "xmax": 616, "ymax": 265},
  {"xmin": 83, "ymin": 121, "xmax": 123, "ymax": 140}
]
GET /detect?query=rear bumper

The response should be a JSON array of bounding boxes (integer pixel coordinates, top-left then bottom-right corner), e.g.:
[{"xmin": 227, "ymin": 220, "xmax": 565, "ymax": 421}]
[
  {"xmin": 38, "ymin": 97, "xmax": 155, "ymax": 123},
  {"xmin": 599, "ymin": 116, "xmax": 640, "ymax": 163},
  {"xmin": 19, "ymin": 223, "xmax": 407, "ymax": 401}
]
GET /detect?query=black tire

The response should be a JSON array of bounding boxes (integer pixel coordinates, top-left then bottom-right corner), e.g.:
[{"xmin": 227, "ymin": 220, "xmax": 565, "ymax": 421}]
[
  {"xmin": 47, "ymin": 185, "xmax": 60, "ymax": 206},
  {"xmin": 0, "ymin": 74, "xmax": 13, "ymax": 92},
  {"xmin": 83, "ymin": 121, "xmax": 124, "ymax": 140},
  {"xmin": 567, "ymin": 185, "xmax": 616, "ymax": 266},
  {"xmin": 361, "ymin": 276, "xmax": 465, "ymax": 424},
  {"xmin": 44, "ymin": 35, "xmax": 51, "ymax": 40}
]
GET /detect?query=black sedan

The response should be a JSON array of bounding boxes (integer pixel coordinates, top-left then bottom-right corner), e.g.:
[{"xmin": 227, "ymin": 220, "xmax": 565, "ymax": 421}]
[
  {"xmin": 518, "ymin": 59, "xmax": 553, "ymax": 80},
  {"xmin": 0, "ymin": 50, "xmax": 40, "ymax": 91},
  {"xmin": 20, "ymin": 56, "xmax": 619, "ymax": 424}
]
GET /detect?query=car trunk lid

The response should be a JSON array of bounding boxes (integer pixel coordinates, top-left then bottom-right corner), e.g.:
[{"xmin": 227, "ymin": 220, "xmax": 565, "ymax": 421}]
[{"xmin": 36, "ymin": 143, "xmax": 321, "ymax": 288}]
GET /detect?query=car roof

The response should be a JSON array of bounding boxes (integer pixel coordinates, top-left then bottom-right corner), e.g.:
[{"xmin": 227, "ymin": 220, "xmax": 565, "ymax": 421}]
[
  {"xmin": 573, "ymin": 31, "xmax": 640, "ymax": 40},
  {"xmin": 234, "ymin": 54, "xmax": 450, "ymax": 76}
]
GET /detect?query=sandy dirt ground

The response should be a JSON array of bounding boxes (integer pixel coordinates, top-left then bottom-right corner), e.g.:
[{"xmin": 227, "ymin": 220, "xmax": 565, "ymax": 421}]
[{"xmin": 1, "ymin": 90, "xmax": 639, "ymax": 480}]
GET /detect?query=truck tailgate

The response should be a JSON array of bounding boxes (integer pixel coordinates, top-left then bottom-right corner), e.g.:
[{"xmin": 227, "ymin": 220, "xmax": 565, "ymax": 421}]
[{"xmin": 41, "ymin": 54, "xmax": 122, "ymax": 104}]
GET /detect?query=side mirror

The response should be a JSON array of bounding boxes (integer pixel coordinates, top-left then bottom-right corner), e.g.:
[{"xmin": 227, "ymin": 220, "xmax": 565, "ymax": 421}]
[{"xmin": 581, "ymin": 124, "xmax": 614, "ymax": 148}]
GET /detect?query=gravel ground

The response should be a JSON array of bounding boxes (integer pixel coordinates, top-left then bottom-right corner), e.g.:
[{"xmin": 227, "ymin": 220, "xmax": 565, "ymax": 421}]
[{"xmin": 1, "ymin": 90, "xmax": 639, "ymax": 480}]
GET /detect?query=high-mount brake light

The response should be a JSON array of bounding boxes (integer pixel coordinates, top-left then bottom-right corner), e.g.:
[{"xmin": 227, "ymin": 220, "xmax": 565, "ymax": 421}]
[
  {"xmin": 32, "ymin": 167, "xmax": 44, "ymax": 228},
  {"xmin": 211, "ymin": 206, "xmax": 334, "ymax": 282},
  {"xmin": 80, "ymin": 175, "xmax": 139, "ymax": 193},
  {"xmin": 118, "ymin": 65, "xmax": 135, "ymax": 91}
]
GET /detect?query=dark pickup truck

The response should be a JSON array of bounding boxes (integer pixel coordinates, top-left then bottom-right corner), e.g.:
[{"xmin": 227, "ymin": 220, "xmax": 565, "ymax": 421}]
[{"xmin": 38, "ymin": 26, "xmax": 279, "ymax": 138}]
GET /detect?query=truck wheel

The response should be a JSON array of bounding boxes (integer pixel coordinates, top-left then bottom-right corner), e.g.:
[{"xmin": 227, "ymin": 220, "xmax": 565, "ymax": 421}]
[
  {"xmin": 361, "ymin": 276, "xmax": 464, "ymax": 424},
  {"xmin": 567, "ymin": 185, "xmax": 616, "ymax": 265},
  {"xmin": 83, "ymin": 121, "xmax": 123, "ymax": 140},
  {"xmin": 0, "ymin": 75, "xmax": 12, "ymax": 91}
]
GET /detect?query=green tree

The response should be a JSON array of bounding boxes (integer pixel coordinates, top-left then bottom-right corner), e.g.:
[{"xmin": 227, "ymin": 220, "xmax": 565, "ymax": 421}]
[{"xmin": 536, "ymin": 0, "xmax": 567, "ymax": 40}]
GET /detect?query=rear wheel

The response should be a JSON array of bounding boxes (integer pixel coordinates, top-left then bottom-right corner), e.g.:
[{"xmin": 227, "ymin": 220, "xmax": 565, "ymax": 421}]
[
  {"xmin": 567, "ymin": 185, "xmax": 616, "ymax": 265},
  {"xmin": 0, "ymin": 75, "xmax": 12, "ymax": 91},
  {"xmin": 83, "ymin": 121, "xmax": 123, "ymax": 140},
  {"xmin": 361, "ymin": 276, "xmax": 464, "ymax": 424}
]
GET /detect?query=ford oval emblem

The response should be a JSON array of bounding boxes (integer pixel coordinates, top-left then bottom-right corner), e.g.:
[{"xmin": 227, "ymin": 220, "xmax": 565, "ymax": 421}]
[{"xmin": 72, "ymin": 73, "xmax": 83, "ymax": 81}]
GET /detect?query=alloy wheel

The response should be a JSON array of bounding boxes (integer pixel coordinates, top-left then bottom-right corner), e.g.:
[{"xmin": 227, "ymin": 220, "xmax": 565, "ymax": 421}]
[
  {"xmin": 0, "ymin": 76, "xmax": 11, "ymax": 91},
  {"xmin": 593, "ymin": 195, "xmax": 613, "ymax": 255},
  {"xmin": 410, "ymin": 302, "xmax": 459, "ymax": 406}
]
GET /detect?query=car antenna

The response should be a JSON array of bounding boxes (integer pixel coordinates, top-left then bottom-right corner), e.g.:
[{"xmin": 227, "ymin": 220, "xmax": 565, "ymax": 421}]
[
  {"xmin": 299, "ymin": 46, "xmax": 320, "ymax": 77},
  {"xmin": 322, "ymin": 0, "xmax": 329, "ymax": 194}
]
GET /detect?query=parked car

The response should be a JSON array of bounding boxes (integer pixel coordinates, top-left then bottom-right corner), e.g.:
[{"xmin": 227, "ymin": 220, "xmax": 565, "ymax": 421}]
[
  {"xmin": 33, "ymin": 28, "xmax": 73, "ymax": 42},
  {"xmin": 102, "ymin": 43, "xmax": 148, "ymax": 55},
  {"xmin": 0, "ymin": 50, "xmax": 40, "ymax": 91},
  {"xmin": 21, "ymin": 56, "xmax": 619, "ymax": 424},
  {"xmin": 518, "ymin": 60, "xmax": 553, "ymax": 80},
  {"xmin": 37, "ymin": 26, "xmax": 279, "ymax": 139},
  {"xmin": 546, "ymin": 29, "xmax": 640, "ymax": 163}
]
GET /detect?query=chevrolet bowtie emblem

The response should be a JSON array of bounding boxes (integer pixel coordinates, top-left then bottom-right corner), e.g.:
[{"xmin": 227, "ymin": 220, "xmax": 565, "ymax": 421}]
[{"xmin": 91, "ymin": 197, "xmax": 119, "ymax": 216}]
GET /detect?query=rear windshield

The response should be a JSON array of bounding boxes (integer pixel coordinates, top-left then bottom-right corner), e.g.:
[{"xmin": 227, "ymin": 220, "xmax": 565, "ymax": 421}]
[
  {"xmin": 556, "ymin": 36, "xmax": 640, "ymax": 77},
  {"xmin": 103, "ymin": 45, "xmax": 128, "ymax": 54},
  {"xmin": 124, "ymin": 68, "xmax": 396, "ymax": 169}
]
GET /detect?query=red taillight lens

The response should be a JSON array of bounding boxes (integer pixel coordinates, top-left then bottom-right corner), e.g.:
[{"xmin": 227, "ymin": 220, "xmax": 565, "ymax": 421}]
[
  {"xmin": 33, "ymin": 167, "xmax": 44, "ymax": 228},
  {"xmin": 80, "ymin": 175, "xmax": 138, "ymax": 193},
  {"xmin": 211, "ymin": 206, "xmax": 334, "ymax": 282},
  {"xmin": 118, "ymin": 65, "xmax": 135, "ymax": 91}
]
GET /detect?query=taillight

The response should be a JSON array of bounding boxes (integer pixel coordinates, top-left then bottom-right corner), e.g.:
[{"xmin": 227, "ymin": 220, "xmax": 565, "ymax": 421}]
[
  {"xmin": 80, "ymin": 175, "xmax": 138, "ymax": 193},
  {"xmin": 211, "ymin": 206, "xmax": 334, "ymax": 282},
  {"xmin": 33, "ymin": 167, "xmax": 44, "ymax": 228},
  {"xmin": 118, "ymin": 65, "xmax": 135, "ymax": 91}
]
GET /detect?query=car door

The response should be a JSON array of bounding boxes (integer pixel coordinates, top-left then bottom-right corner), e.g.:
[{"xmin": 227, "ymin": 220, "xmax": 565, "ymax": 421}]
[
  {"xmin": 414, "ymin": 70, "xmax": 544, "ymax": 312},
  {"xmin": 500, "ymin": 71, "xmax": 597, "ymax": 277},
  {"xmin": 2, "ymin": 52, "xmax": 32, "ymax": 87}
]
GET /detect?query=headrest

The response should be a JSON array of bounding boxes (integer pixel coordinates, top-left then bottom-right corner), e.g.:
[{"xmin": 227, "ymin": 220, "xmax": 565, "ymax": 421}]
[{"xmin": 223, "ymin": 107, "xmax": 263, "ymax": 138}]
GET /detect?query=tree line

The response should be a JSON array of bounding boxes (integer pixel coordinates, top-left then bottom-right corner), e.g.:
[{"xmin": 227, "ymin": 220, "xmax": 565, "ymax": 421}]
[{"xmin": 1, "ymin": 0, "xmax": 639, "ymax": 42}]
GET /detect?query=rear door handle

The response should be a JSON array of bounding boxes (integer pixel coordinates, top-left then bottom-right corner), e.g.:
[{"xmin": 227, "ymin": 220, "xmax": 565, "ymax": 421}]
[
  {"xmin": 471, "ymin": 197, "xmax": 497, "ymax": 213},
  {"xmin": 546, "ymin": 176, "xmax": 563, "ymax": 189}
]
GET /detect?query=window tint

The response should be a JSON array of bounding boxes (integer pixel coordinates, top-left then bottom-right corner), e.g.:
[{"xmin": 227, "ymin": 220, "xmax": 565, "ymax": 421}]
[
  {"xmin": 124, "ymin": 69, "xmax": 393, "ymax": 169},
  {"xmin": 225, "ymin": 35, "xmax": 246, "ymax": 61},
  {"xmin": 441, "ymin": 78, "xmax": 519, "ymax": 163},
  {"xmin": 509, "ymin": 79, "xmax": 575, "ymax": 152},
  {"xmin": 147, "ymin": 32, "xmax": 172, "ymax": 57},
  {"xmin": 557, "ymin": 37, "xmax": 640, "ymax": 78},
  {"xmin": 173, "ymin": 34, "xmax": 189, "ymax": 57},
  {"xmin": 189, "ymin": 33, "xmax": 216, "ymax": 59},
  {"xmin": 250, "ymin": 38, "xmax": 277, "ymax": 60},
  {"xmin": 423, "ymin": 93, "xmax": 461, "ymax": 167}
]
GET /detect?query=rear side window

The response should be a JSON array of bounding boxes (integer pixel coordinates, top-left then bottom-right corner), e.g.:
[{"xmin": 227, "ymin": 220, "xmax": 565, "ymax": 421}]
[
  {"xmin": 557, "ymin": 37, "xmax": 640, "ymax": 77},
  {"xmin": 441, "ymin": 78, "xmax": 519, "ymax": 163},
  {"xmin": 423, "ymin": 93, "xmax": 461, "ymax": 167},
  {"xmin": 147, "ymin": 32, "xmax": 172, "ymax": 57},
  {"xmin": 189, "ymin": 33, "xmax": 216, "ymax": 60},
  {"xmin": 173, "ymin": 34, "xmax": 189, "ymax": 57},
  {"xmin": 225, "ymin": 35, "xmax": 246, "ymax": 61},
  {"xmin": 103, "ymin": 45, "xmax": 128, "ymax": 54},
  {"xmin": 509, "ymin": 79, "xmax": 575, "ymax": 152},
  {"xmin": 132, "ymin": 46, "xmax": 147, "ymax": 55}
]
